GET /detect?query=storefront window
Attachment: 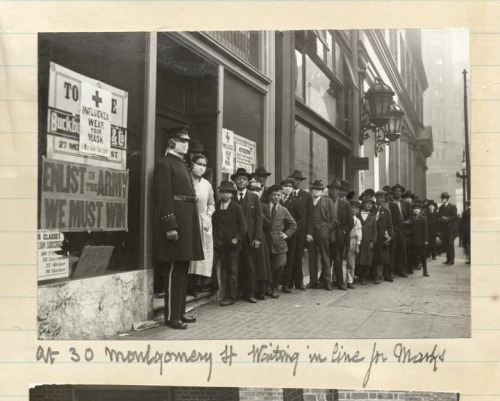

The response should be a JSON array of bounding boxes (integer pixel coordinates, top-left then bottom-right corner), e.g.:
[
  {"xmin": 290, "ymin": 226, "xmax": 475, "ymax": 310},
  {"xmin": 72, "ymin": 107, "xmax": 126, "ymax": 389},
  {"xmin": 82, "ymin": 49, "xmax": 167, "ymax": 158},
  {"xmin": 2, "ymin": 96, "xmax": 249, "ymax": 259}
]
[
  {"xmin": 223, "ymin": 71, "xmax": 264, "ymax": 167},
  {"xmin": 295, "ymin": 49, "xmax": 304, "ymax": 99},
  {"xmin": 294, "ymin": 121, "xmax": 328, "ymax": 187},
  {"xmin": 38, "ymin": 33, "xmax": 147, "ymax": 284},
  {"xmin": 305, "ymin": 55, "xmax": 343, "ymax": 129}
]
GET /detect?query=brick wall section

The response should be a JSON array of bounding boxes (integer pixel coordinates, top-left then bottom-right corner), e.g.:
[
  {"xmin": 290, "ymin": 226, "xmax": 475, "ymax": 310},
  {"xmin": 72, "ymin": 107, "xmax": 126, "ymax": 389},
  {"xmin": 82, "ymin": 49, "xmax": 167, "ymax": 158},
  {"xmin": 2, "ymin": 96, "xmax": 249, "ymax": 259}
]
[
  {"xmin": 336, "ymin": 391, "xmax": 458, "ymax": 401},
  {"xmin": 284, "ymin": 389, "xmax": 304, "ymax": 401},
  {"xmin": 239, "ymin": 387, "xmax": 284, "ymax": 401},
  {"xmin": 30, "ymin": 386, "xmax": 73, "ymax": 401},
  {"xmin": 173, "ymin": 387, "xmax": 238, "ymax": 401},
  {"xmin": 302, "ymin": 389, "xmax": 335, "ymax": 401}
]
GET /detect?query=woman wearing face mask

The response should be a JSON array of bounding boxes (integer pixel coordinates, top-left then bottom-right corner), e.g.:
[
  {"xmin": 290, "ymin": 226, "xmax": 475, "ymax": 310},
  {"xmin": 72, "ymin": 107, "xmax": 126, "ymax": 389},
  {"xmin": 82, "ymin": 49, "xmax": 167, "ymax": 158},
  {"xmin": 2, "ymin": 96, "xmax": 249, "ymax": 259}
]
[{"xmin": 188, "ymin": 154, "xmax": 216, "ymax": 296}]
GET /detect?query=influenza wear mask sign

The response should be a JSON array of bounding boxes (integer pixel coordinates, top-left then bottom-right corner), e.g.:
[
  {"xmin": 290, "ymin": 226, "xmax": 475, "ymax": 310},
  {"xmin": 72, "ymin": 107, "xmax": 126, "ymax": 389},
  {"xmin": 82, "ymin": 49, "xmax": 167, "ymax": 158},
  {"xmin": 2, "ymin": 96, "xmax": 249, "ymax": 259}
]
[{"xmin": 46, "ymin": 62, "xmax": 128, "ymax": 170}]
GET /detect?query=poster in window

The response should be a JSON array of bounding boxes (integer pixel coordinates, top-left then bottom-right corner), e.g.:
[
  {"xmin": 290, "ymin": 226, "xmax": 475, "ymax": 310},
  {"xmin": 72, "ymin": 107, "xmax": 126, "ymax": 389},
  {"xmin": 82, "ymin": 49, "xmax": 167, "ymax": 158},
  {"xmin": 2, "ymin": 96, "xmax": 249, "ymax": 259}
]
[{"xmin": 46, "ymin": 62, "xmax": 128, "ymax": 170}]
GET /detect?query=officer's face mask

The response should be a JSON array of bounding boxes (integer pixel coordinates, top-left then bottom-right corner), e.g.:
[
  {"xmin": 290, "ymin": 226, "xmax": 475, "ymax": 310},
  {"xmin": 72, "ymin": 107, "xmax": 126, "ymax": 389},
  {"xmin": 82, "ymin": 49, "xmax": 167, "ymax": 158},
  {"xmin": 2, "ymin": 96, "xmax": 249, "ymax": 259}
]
[
  {"xmin": 172, "ymin": 139, "xmax": 189, "ymax": 155},
  {"xmin": 312, "ymin": 189, "xmax": 323, "ymax": 198}
]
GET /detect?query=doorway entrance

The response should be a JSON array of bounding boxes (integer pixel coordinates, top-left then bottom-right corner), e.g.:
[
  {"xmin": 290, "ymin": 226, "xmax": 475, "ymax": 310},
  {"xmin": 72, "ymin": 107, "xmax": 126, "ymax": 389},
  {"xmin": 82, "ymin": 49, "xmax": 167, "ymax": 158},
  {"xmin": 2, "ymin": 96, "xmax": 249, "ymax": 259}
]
[{"xmin": 154, "ymin": 33, "xmax": 219, "ymax": 293}]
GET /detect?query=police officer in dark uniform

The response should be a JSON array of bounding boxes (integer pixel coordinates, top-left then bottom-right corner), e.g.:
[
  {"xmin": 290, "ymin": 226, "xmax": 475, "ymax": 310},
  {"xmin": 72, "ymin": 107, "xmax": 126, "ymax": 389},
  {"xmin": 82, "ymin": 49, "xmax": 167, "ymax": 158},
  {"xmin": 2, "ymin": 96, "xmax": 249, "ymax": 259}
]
[{"xmin": 154, "ymin": 125, "xmax": 204, "ymax": 330}]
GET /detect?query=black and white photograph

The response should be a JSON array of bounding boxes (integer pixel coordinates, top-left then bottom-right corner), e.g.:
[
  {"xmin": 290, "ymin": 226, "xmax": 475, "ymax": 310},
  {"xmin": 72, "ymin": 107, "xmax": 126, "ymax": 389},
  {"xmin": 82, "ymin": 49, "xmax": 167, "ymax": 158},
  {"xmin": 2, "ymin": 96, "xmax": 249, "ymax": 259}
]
[
  {"xmin": 30, "ymin": 384, "xmax": 460, "ymax": 401},
  {"xmin": 37, "ymin": 30, "xmax": 471, "ymax": 340}
]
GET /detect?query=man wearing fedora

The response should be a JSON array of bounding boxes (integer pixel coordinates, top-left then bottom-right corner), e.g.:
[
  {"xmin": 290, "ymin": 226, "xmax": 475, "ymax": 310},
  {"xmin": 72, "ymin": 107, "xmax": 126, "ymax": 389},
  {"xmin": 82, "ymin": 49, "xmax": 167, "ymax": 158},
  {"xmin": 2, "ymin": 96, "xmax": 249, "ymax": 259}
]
[
  {"xmin": 308, "ymin": 179, "xmax": 336, "ymax": 290},
  {"xmin": 254, "ymin": 165, "xmax": 272, "ymax": 204},
  {"xmin": 388, "ymin": 183, "xmax": 411, "ymax": 277},
  {"xmin": 427, "ymin": 200, "xmax": 439, "ymax": 260},
  {"xmin": 438, "ymin": 192, "xmax": 458, "ymax": 265},
  {"xmin": 287, "ymin": 170, "xmax": 314, "ymax": 291},
  {"xmin": 327, "ymin": 178, "xmax": 354, "ymax": 290},
  {"xmin": 231, "ymin": 167, "xmax": 263, "ymax": 303},
  {"xmin": 154, "ymin": 125, "xmax": 204, "ymax": 330}
]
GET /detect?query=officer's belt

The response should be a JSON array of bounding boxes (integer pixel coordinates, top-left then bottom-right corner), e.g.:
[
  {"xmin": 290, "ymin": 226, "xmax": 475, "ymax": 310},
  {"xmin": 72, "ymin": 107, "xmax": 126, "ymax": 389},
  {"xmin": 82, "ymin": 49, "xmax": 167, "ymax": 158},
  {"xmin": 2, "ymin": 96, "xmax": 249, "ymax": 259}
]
[{"xmin": 173, "ymin": 195, "xmax": 197, "ymax": 203}]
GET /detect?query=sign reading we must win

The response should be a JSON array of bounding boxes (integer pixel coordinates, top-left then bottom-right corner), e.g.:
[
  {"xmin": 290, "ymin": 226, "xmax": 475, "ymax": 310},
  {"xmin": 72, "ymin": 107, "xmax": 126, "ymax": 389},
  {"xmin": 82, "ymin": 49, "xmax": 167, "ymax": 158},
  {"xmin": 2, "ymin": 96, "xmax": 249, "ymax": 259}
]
[{"xmin": 41, "ymin": 158, "xmax": 129, "ymax": 232}]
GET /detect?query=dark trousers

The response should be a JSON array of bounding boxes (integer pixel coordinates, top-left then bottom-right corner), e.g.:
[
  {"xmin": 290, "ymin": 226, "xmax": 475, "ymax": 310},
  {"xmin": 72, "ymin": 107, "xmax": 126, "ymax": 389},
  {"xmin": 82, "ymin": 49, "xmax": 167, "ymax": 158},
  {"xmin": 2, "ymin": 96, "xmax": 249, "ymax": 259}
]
[
  {"xmin": 220, "ymin": 248, "xmax": 240, "ymax": 301},
  {"xmin": 428, "ymin": 233, "xmax": 437, "ymax": 258},
  {"xmin": 291, "ymin": 233, "xmax": 306, "ymax": 288},
  {"xmin": 442, "ymin": 231, "xmax": 456, "ymax": 262},
  {"xmin": 283, "ymin": 236, "xmax": 297, "ymax": 288},
  {"xmin": 391, "ymin": 231, "xmax": 408, "ymax": 275},
  {"xmin": 239, "ymin": 237, "xmax": 256, "ymax": 298},
  {"xmin": 329, "ymin": 234, "xmax": 346, "ymax": 286},
  {"xmin": 272, "ymin": 267, "xmax": 283, "ymax": 291},
  {"xmin": 309, "ymin": 226, "xmax": 331, "ymax": 286},
  {"xmin": 162, "ymin": 261, "xmax": 189, "ymax": 323},
  {"xmin": 409, "ymin": 245, "xmax": 428, "ymax": 274}
]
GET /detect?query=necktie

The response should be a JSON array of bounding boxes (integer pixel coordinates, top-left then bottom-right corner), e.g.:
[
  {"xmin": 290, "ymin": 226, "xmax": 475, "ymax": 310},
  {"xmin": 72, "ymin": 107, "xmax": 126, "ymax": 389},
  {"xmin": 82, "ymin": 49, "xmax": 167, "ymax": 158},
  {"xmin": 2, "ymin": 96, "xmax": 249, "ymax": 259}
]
[
  {"xmin": 239, "ymin": 193, "xmax": 243, "ymax": 203},
  {"xmin": 272, "ymin": 204, "xmax": 277, "ymax": 219}
]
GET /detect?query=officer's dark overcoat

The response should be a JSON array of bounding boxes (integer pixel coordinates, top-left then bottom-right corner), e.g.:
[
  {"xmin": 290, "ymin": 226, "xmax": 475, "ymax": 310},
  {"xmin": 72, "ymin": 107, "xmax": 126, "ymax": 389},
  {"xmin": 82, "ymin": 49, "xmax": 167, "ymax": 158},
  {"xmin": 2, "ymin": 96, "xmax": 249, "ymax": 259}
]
[{"xmin": 154, "ymin": 152, "xmax": 204, "ymax": 263}]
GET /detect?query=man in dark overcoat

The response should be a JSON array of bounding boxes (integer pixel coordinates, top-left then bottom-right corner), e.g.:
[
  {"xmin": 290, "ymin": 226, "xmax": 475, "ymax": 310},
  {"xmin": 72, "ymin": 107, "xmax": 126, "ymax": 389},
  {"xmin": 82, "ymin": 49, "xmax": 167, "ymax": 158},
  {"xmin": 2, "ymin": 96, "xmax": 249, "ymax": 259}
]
[
  {"xmin": 327, "ymin": 178, "xmax": 354, "ymax": 290},
  {"xmin": 254, "ymin": 165, "xmax": 272, "ymax": 204},
  {"xmin": 279, "ymin": 177, "xmax": 303, "ymax": 293},
  {"xmin": 232, "ymin": 167, "xmax": 264, "ymax": 303},
  {"xmin": 388, "ymin": 183, "xmax": 411, "ymax": 277},
  {"xmin": 154, "ymin": 125, "xmax": 204, "ymax": 330},
  {"xmin": 438, "ymin": 192, "xmax": 458, "ymax": 265},
  {"xmin": 373, "ymin": 191, "xmax": 394, "ymax": 283},
  {"xmin": 288, "ymin": 170, "xmax": 314, "ymax": 290}
]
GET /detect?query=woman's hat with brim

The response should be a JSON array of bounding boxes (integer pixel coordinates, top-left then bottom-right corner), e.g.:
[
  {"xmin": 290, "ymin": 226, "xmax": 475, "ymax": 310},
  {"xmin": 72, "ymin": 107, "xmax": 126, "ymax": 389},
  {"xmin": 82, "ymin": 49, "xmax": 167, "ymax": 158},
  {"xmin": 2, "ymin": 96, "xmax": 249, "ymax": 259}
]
[
  {"xmin": 361, "ymin": 196, "xmax": 376, "ymax": 205},
  {"xmin": 217, "ymin": 180, "xmax": 237, "ymax": 192},
  {"xmin": 327, "ymin": 178, "xmax": 342, "ymax": 189},
  {"xmin": 402, "ymin": 190, "xmax": 413, "ymax": 199},
  {"xmin": 231, "ymin": 167, "xmax": 254, "ymax": 181},
  {"xmin": 391, "ymin": 183, "xmax": 406, "ymax": 192},
  {"xmin": 288, "ymin": 169, "xmax": 306, "ymax": 181},
  {"xmin": 254, "ymin": 165, "xmax": 272, "ymax": 177},
  {"xmin": 360, "ymin": 188, "xmax": 375, "ymax": 200},
  {"xmin": 310, "ymin": 179, "xmax": 326, "ymax": 190},
  {"xmin": 188, "ymin": 139, "xmax": 208, "ymax": 154}
]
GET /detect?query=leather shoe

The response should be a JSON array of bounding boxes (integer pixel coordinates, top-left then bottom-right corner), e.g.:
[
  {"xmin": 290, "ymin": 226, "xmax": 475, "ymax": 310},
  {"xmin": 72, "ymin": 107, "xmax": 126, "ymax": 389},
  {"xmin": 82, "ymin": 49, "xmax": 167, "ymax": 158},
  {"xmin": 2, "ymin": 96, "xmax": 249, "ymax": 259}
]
[
  {"xmin": 282, "ymin": 286, "xmax": 292, "ymax": 294},
  {"xmin": 443, "ymin": 261, "xmax": 451, "ymax": 265},
  {"xmin": 424, "ymin": 272, "xmax": 430, "ymax": 277},
  {"xmin": 307, "ymin": 282, "xmax": 319, "ymax": 289},
  {"xmin": 219, "ymin": 299, "xmax": 235, "ymax": 306},
  {"xmin": 347, "ymin": 283, "xmax": 355, "ymax": 289},
  {"xmin": 256, "ymin": 294, "xmax": 267, "ymax": 300},
  {"xmin": 399, "ymin": 273, "xmax": 408, "ymax": 278},
  {"xmin": 247, "ymin": 297, "xmax": 258, "ymax": 303},
  {"xmin": 374, "ymin": 279, "xmax": 381, "ymax": 284},
  {"xmin": 270, "ymin": 291, "xmax": 280, "ymax": 299},
  {"xmin": 298, "ymin": 285, "xmax": 307, "ymax": 291},
  {"xmin": 181, "ymin": 314, "xmax": 196, "ymax": 323},
  {"xmin": 384, "ymin": 276, "xmax": 394, "ymax": 282},
  {"xmin": 165, "ymin": 320, "xmax": 187, "ymax": 330},
  {"xmin": 325, "ymin": 285, "xmax": 333, "ymax": 291},
  {"xmin": 338, "ymin": 284, "xmax": 347, "ymax": 291}
]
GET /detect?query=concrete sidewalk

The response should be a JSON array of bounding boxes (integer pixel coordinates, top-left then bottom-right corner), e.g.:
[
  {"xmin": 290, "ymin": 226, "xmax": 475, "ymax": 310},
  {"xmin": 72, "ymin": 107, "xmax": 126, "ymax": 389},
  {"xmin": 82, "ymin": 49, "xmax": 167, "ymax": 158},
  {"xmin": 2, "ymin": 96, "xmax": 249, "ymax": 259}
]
[{"xmin": 111, "ymin": 249, "xmax": 470, "ymax": 340}]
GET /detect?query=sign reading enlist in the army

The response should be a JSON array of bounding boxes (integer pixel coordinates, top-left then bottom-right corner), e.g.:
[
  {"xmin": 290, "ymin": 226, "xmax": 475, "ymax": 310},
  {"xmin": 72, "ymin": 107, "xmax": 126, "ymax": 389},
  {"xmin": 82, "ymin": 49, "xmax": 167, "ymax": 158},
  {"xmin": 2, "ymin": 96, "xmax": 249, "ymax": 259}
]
[
  {"xmin": 47, "ymin": 62, "xmax": 128, "ymax": 170},
  {"xmin": 40, "ymin": 158, "xmax": 129, "ymax": 232}
]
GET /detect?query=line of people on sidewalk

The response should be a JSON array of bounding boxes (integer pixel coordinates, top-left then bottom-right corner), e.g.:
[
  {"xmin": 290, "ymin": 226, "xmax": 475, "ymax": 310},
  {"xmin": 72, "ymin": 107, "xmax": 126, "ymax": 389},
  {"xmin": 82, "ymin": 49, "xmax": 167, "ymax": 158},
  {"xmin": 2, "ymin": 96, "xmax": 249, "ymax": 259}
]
[{"xmin": 154, "ymin": 125, "xmax": 469, "ymax": 330}]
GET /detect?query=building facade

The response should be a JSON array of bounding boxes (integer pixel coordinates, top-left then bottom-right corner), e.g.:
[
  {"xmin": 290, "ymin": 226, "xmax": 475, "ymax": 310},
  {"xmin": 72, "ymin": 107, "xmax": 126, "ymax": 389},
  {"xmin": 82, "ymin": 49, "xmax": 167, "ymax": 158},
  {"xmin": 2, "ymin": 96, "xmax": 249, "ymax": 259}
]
[{"xmin": 37, "ymin": 30, "xmax": 433, "ymax": 339}]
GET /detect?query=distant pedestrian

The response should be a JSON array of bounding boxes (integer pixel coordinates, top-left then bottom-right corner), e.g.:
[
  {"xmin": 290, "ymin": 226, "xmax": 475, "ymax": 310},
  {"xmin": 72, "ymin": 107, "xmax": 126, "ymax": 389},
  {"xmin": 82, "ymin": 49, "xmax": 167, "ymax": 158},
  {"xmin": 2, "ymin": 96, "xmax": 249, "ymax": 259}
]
[
  {"xmin": 389, "ymin": 184, "xmax": 411, "ymax": 277},
  {"xmin": 461, "ymin": 200, "xmax": 471, "ymax": 264},
  {"xmin": 438, "ymin": 192, "xmax": 458, "ymax": 265},
  {"xmin": 213, "ymin": 181, "xmax": 247, "ymax": 307},
  {"xmin": 409, "ymin": 203, "xmax": 429, "ymax": 277},
  {"xmin": 263, "ymin": 185, "xmax": 297, "ymax": 298},
  {"xmin": 373, "ymin": 191, "xmax": 394, "ymax": 283},
  {"xmin": 427, "ymin": 200, "xmax": 439, "ymax": 260}
]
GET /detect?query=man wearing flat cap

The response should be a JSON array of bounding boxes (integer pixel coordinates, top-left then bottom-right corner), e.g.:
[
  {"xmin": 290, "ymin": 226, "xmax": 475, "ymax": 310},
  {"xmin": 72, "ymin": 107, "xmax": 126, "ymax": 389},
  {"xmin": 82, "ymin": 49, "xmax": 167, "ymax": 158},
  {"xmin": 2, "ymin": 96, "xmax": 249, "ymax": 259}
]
[
  {"xmin": 327, "ymin": 178, "xmax": 354, "ymax": 290},
  {"xmin": 438, "ymin": 192, "xmax": 458, "ymax": 265},
  {"xmin": 388, "ymin": 183, "xmax": 411, "ymax": 277},
  {"xmin": 154, "ymin": 125, "xmax": 204, "ymax": 330}
]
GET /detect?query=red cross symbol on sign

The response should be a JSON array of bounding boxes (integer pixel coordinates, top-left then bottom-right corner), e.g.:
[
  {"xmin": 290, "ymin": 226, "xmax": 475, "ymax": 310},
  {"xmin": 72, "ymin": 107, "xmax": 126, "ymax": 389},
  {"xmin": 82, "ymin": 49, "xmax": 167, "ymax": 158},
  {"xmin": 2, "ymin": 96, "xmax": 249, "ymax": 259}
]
[{"xmin": 92, "ymin": 90, "xmax": 102, "ymax": 108}]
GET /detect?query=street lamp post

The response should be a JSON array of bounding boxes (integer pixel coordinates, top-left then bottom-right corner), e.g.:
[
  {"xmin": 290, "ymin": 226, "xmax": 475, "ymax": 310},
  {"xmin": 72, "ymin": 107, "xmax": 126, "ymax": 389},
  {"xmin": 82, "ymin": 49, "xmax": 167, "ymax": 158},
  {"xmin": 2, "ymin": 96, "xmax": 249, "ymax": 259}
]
[
  {"xmin": 456, "ymin": 150, "xmax": 467, "ymax": 213},
  {"xmin": 463, "ymin": 69, "xmax": 471, "ymax": 202}
]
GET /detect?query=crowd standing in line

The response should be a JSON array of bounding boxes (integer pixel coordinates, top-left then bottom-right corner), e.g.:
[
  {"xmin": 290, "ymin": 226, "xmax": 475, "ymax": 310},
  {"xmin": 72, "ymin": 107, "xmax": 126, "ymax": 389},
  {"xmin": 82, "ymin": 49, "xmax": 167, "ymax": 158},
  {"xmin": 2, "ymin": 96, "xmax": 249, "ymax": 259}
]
[{"xmin": 155, "ymin": 126, "xmax": 469, "ymax": 330}]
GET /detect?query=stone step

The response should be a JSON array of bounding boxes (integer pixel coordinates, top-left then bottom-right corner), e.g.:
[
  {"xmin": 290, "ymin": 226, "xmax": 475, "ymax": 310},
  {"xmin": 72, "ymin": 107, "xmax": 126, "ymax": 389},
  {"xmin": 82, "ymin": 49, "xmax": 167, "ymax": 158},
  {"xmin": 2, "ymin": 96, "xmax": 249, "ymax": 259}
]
[{"xmin": 152, "ymin": 291, "xmax": 215, "ymax": 321}]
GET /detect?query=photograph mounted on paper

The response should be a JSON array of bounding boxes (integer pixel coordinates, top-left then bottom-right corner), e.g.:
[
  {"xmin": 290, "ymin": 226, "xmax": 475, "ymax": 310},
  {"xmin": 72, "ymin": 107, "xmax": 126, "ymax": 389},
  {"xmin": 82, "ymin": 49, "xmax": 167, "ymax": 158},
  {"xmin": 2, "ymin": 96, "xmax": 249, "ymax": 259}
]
[{"xmin": 37, "ymin": 30, "xmax": 471, "ymax": 340}]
